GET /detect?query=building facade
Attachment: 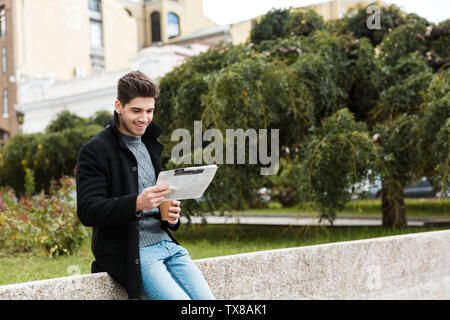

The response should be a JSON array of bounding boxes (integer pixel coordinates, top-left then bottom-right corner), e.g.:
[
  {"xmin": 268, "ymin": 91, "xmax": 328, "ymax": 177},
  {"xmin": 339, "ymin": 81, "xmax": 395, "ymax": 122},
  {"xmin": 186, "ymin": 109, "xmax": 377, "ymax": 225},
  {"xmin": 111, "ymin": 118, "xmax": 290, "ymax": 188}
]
[
  {"xmin": 14, "ymin": 0, "xmax": 138, "ymax": 81},
  {"xmin": 4, "ymin": 0, "xmax": 378, "ymax": 143},
  {"xmin": 0, "ymin": 0, "xmax": 142, "ymax": 146},
  {"xmin": 17, "ymin": 43, "xmax": 210, "ymax": 133},
  {"xmin": 0, "ymin": 0, "xmax": 18, "ymax": 148},
  {"xmin": 308, "ymin": 0, "xmax": 378, "ymax": 20},
  {"xmin": 138, "ymin": 0, "xmax": 218, "ymax": 46}
]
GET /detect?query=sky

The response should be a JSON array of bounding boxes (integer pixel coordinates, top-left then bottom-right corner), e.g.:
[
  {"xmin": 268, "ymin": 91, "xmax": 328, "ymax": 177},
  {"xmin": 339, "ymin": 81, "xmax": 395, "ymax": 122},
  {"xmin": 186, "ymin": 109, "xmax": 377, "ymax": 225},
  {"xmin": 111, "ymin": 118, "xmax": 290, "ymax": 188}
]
[{"xmin": 202, "ymin": 0, "xmax": 450, "ymax": 25}]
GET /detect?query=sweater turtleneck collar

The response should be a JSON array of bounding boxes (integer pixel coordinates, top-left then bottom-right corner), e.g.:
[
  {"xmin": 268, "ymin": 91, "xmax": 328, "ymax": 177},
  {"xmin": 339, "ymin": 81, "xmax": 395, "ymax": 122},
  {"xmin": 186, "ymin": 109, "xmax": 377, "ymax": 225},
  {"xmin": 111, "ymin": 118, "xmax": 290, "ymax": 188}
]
[{"xmin": 119, "ymin": 130, "xmax": 141, "ymax": 144}]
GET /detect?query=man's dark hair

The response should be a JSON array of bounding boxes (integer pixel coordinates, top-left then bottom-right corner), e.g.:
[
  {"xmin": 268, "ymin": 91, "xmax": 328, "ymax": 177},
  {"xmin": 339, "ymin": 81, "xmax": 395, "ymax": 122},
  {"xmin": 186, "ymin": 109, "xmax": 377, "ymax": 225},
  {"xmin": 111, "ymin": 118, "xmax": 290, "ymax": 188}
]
[{"xmin": 117, "ymin": 70, "xmax": 159, "ymax": 107}]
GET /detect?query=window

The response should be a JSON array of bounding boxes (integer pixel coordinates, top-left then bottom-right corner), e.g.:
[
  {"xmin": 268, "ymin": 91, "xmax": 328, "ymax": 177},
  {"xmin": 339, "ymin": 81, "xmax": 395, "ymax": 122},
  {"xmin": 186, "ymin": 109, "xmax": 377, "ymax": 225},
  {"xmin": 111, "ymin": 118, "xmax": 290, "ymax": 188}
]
[
  {"xmin": 0, "ymin": 6, "xmax": 5, "ymax": 38},
  {"xmin": 2, "ymin": 46, "xmax": 6, "ymax": 73},
  {"xmin": 89, "ymin": 0, "xmax": 104, "ymax": 73},
  {"xmin": 3, "ymin": 89, "xmax": 8, "ymax": 117},
  {"xmin": 89, "ymin": 0, "xmax": 101, "ymax": 13},
  {"xmin": 167, "ymin": 12, "xmax": 180, "ymax": 39},
  {"xmin": 90, "ymin": 47, "xmax": 104, "ymax": 73},
  {"xmin": 0, "ymin": 129, "xmax": 8, "ymax": 148},
  {"xmin": 151, "ymin": 11, "xmax": 161, "ymax": 42},
  {"xmin": 89, "ymin": 19, "xmax": 103, "ymax": 48}
]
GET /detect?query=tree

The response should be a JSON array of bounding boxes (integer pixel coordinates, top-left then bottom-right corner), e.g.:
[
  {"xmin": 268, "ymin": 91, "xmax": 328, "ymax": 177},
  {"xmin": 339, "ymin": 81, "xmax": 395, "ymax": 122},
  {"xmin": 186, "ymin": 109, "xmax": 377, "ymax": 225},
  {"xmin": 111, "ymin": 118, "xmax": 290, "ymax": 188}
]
[
  {"xmin": 155, "ymin": 14, "xmax": 379, "ymax": 220},
  {"xmin": 418, "ymin": 69, "xmax": 450, "ymax": 196},
  {"xmin": 150, "ymin": 4, "xmax": 450, "ymax": 227},
  {"xmin": 342, "ymin": 3, "xmax": 405, "ymax": 46},
  {"xmin": 250, "ymin": 8, "xmax": 292, "ymax": 44},
  {"xmin": 0, "ymin": 110, "xmax": 109, "ymax": 195},
  {"xmin": 295, "ymin": 109, "xmax": 380, "ymax": 223},
  {"xmin": 366, "ymin": 15, "xmax": 448, "ymax": 227},
  {"xmin": 90, "ymin": 110, "xmax": 114, "ymax": 128},
  {"xmin": 250, "ymin": 8, "xmax": 325, "ymax": 45},
  {"xmin": 45, "ymin": 110, "xmax": 89, "ymax": 133}
]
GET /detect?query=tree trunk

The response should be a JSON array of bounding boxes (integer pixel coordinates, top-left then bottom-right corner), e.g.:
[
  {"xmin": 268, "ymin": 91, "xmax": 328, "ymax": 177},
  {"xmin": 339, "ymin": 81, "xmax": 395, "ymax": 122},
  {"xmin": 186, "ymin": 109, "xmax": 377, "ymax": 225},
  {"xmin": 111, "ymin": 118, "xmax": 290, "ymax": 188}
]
[{"xmin": 381, "ymin": 187, "xmax": 407, "ymax": 228}]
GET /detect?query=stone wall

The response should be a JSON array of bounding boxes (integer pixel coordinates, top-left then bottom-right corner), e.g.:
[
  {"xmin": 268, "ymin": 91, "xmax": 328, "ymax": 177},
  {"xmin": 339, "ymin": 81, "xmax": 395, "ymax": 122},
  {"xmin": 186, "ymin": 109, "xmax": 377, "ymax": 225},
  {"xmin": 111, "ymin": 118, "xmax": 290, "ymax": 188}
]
[{"xmin": 1, "ymin": 230, "xmax": 449, "ymax": 300}]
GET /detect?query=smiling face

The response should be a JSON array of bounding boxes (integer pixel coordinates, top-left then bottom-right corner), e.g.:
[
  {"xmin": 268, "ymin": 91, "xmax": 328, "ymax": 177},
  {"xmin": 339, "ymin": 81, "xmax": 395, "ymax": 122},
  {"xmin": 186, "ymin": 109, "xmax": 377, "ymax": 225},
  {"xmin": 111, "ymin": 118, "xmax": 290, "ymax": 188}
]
[{"xmin": 114, "ymin": 96, "xmax": 155, "ymax": 137}]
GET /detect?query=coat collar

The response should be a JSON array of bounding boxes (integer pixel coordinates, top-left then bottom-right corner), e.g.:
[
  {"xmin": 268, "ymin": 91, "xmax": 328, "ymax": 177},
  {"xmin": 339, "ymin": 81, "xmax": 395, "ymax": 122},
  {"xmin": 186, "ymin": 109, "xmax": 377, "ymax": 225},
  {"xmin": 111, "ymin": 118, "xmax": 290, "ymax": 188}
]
[{"xmin": 107, "ymin": 111, "xmax": 164, "ymax": 155}]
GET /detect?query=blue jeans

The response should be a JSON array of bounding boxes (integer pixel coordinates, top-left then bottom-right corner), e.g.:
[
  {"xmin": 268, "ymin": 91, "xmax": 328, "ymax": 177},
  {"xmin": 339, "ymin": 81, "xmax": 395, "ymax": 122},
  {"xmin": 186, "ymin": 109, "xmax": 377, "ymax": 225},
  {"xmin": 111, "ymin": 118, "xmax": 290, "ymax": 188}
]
[{"xmin": 139, "ymin": 240, "xmax": 216, "ymax": 300}]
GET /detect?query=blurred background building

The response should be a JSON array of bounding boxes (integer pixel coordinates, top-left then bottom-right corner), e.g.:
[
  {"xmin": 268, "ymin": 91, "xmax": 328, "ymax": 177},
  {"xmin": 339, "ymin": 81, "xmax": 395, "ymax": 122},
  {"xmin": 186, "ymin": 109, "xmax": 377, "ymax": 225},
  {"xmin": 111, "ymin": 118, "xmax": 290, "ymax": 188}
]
[{"xmin": 0, "ymin": 0, "xmax": 374, "ymax": 143}]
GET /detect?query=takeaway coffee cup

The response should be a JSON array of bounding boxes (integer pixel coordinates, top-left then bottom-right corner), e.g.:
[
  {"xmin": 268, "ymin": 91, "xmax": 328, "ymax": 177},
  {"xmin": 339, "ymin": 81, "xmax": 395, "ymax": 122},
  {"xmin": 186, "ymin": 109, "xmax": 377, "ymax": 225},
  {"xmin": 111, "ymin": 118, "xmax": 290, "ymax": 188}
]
[{"xmin": 159, "ymin": 200, "xmax": 175, "ymax": 222}]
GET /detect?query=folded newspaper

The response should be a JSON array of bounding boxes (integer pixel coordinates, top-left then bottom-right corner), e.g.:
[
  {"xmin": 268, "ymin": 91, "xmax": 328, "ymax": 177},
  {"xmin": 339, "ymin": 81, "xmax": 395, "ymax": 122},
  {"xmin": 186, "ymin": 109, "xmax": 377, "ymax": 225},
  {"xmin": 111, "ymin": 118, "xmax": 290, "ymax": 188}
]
[{"xmin": 156, "ymin": 164, "xmax": 218, "ymax": 200}]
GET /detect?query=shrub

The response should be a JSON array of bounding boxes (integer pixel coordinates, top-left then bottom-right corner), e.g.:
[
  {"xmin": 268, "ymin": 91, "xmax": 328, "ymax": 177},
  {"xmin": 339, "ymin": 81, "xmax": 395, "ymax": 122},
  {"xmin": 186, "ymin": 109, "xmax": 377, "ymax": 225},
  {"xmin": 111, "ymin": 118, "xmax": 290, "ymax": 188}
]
[
  {"xmin": 0, "ymin": 116, "xmax": 104, "ymax": 195},
  {"xmin": 342, "ymin": 3, "xmax": 405, "ymax": 46},
  {"xmin": 250, "ymin": 8, "xmax": 324, "ymax": 45},
  {"xmin": 0, "ymin": 176, "xmax": 88, "ymax": 257}
]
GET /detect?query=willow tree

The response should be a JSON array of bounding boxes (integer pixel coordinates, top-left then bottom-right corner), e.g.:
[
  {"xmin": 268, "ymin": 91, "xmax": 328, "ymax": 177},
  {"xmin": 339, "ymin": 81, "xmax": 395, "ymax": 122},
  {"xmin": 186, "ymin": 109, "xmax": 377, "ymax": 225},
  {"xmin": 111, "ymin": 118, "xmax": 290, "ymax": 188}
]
[
  {"xmin": 418, "ymin": 70, "xmax": 450, "ymax": 199},
  {"xmin": 155, "ymin": 10, "xmax": 380, "ymax": 221},
  {"xmin": 318, "ymin": 6, "xmax": 449, "ymax": 227},
  {"xmin": 154, "ymin": 6, "xmax": 449, "ymax": 227},
  {"xmin": 364, "ymin": 14, "xmax": 449, "ymax": 227}
]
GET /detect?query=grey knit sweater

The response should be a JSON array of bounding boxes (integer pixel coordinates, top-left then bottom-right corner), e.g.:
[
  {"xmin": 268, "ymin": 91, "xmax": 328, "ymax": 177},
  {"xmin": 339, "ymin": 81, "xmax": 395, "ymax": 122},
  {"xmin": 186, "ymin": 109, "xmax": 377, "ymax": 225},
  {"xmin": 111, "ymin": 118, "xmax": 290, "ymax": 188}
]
[{"xmin": 119, "ymin": 131, "xmax": 172, "ymax": 247}]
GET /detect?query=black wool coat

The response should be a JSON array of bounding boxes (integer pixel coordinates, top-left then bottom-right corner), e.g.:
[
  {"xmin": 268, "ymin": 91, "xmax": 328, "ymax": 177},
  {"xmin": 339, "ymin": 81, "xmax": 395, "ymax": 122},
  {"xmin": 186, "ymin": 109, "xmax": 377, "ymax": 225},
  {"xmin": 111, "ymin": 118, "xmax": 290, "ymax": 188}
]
[{"xmin": 76, "ymin": 111, "xmax": 180, "ymax": 299}]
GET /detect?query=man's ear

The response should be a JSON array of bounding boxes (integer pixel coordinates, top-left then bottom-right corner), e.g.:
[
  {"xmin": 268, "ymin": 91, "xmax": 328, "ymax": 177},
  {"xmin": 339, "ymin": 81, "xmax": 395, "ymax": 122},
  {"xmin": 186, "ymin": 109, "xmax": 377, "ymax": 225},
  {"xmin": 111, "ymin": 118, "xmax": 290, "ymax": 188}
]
[{"xmin": 114, "ymin": 100, "xmax": 122, "ymax": 114}]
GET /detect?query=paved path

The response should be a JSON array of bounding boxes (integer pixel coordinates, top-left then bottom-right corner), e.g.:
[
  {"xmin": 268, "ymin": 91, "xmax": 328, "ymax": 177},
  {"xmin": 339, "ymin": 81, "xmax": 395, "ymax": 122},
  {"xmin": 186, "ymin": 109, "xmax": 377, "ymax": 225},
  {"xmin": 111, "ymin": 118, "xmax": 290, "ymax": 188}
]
[{"xmin": 180, "ymin": 214, "xmax": 450, "ymax": 227}]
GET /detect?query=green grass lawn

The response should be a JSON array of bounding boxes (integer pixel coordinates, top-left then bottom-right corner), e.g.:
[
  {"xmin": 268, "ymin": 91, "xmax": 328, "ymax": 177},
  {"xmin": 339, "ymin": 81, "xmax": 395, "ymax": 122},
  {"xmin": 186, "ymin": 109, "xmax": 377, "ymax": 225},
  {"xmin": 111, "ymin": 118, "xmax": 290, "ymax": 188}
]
[
  {"xmin": 223, "ymin": 198, "xmax": 450, "ymax": 218},
  {"xmin": 1, "ymin": 223, "xmax": 449, "ymax": 286},
  {"xmin": 0, "ymin": 240, "xmax": 95, "ymax": 286}
]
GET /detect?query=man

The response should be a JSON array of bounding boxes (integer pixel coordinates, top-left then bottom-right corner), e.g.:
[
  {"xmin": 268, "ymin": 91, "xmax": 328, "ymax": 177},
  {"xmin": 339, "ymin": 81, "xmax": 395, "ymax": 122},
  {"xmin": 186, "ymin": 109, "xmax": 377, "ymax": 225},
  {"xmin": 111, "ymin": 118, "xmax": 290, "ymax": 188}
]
[{"xmin": 76, "ymin": 71, "xmax": 215, "ymax": 300}]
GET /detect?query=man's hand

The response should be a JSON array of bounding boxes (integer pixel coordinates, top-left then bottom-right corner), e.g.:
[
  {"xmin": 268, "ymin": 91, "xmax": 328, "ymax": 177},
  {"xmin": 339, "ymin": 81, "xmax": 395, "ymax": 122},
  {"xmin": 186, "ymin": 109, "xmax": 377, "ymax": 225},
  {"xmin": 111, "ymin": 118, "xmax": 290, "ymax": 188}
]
[
  {"xmin": 167, "ymin": 200, "xmax": 181, "ymax": 225},
  {"xmin": 136, "ymin": 185, "xmax": 172, "ymax": 212}
]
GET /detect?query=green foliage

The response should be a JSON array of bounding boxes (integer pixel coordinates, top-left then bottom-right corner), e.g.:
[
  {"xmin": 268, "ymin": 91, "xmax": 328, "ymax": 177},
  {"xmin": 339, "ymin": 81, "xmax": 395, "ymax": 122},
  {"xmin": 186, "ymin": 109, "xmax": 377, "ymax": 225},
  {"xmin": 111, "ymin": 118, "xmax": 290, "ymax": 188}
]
[
  {"xmin": 293, "ymin": 109, "xmax": 379, "ymax": 223},
  {"xmin": 251, "ymin": 36, "xmax": 303, "ymax": 65},
  {"xmin": 287, "ymin": 8, "xmax": 325, "ymax": 37},
  {"xmin": 345, "ymin": 38, "xmax": 382, "ymax": 123},
  {"xmin": 0, "ymin": 110, "xmax": 107, "ymax": 257},
  {"xmin": 371, "ymin": 52, "xmax": 433, "ymax": 122},
  {"xmin": 155, "ymin": 44, "xmax": 278, "ymax": 214},
  {"xmin": 432, "ymin": 118, "xmax": 450, "ymax": 193},
  {"xmin": 342, "ymin": 3, "xmax": 405, "ymax": 46},
  {"xmin": 24, "ymin": 168, "xmax": 36, "ymax": 196},
  {"xmin": 289, "ymin": 31, "xmax": 351, "ymax": 124},
  {"xmin": 155, "ymin": 44, "xmax": 253, "ymax": 135},
  {"xmin": 418, "ymin": 70, "xmax": 450, "ymax": 193},
  {"xmin": 430, "ymin": 34, "xmax": 450, "ymax": 59},
  {"xmin": 378, "ymin": 15, "xmax": 428, "ymax": 67},
  {"xmin": 45, "ymin": 111, "xmax": 89, "ymax": 133},
  {"xmin": 0, "ymin": 176, "xmax": 88, "ymax": 257},
  {"xmin": 201, "ymin": 54, "xmax": 310, "ymax": 131},
  {"xmin": 157, "ymin": 31, "xmax": 364, "ymax": 215},
  {"xmin": 250, "ymin": 8, "xmax": 324, "ymax": 45},
  {"xmin": 429, "ymin": 20, "xmax": 450, "ymax": 59},
  {"xmin": 0, "ymin": 111, "xmax": 105, "ymax": 195},
  {"xmin": 150, "ymin": 2, "xmax": 449, "ymax": 224},
  {"xmin": 250, "ymin": 8, "xmax": 292, "ymax": 44},
  {"xmin": 89, "ymin": 110, "xmax": 113, "ymax": 128},
  {"xmin": 372, "ymin": 115, "xmax": 423, "ymax": 190},
  {"xmin": 268, "ymin": 157, "xmax": 302, "ymax": 207}
]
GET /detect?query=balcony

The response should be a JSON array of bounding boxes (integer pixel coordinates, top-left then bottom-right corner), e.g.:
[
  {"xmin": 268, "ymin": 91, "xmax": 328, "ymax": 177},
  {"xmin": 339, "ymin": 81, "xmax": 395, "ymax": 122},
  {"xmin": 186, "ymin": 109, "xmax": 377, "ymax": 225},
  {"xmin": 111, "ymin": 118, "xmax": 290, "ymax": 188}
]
[{"xmin": 90, "ymin": 47, "xmax": 104, "ymax": 73}]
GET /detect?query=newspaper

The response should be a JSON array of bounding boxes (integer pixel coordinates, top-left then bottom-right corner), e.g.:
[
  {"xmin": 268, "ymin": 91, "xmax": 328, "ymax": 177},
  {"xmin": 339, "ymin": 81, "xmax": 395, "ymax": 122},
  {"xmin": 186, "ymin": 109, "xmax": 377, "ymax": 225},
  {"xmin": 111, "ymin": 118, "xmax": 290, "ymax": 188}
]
[{"xmin": 156, "ymin": 164, "xmax": 218, "ymax": 200}]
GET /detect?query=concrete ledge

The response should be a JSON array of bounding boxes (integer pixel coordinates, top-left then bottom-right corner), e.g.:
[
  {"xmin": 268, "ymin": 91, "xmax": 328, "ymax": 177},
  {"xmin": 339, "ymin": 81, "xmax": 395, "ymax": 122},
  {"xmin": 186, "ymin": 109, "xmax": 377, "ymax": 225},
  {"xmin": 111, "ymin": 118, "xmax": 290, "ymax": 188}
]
[
  {"xmin": 0, "ymin": 272, "xmax": 128, "ymax": 300},
  {"xmin": 181, "ymin": 215, "xmax": 427, "ymax": 227},
  {"xmin": 1, "ymin": 229, "xmax": 449, "ymax": 300}
]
